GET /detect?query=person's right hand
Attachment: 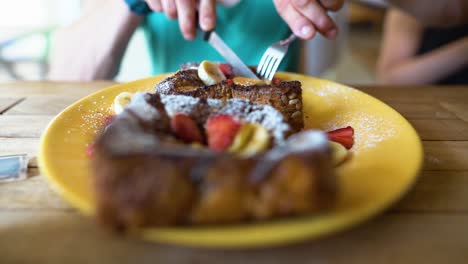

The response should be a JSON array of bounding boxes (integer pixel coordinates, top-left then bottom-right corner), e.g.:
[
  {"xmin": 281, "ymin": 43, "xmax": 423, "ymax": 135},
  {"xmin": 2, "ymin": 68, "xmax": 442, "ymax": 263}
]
[
  {"xmin": 273, "ymin": 0, "xmax": 345, "ymax": 40},
  {"xmin": 144, "ymin": 0, "xmax": 217, "ymax": 40}
]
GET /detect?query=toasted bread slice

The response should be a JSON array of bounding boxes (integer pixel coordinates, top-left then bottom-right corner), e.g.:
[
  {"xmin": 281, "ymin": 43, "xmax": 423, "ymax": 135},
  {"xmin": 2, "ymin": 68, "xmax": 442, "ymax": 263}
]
[{"xmin": 155, "ymin": 70, "xmax": 304, "ymax": 131}]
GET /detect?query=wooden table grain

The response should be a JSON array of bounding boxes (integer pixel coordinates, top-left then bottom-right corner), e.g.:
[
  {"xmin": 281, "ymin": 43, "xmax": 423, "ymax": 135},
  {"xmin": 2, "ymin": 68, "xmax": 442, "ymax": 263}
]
[{"xmin": 1, "ymin": 81, "xmax": 468, "ymax": 264}]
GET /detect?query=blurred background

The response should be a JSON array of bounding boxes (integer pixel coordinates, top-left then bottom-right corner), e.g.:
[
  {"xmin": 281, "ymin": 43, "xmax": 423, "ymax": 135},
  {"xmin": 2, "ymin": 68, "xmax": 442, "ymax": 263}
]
[{"xmin": 0, "ymin": 0, "xmax": 386, "ymax": 83}]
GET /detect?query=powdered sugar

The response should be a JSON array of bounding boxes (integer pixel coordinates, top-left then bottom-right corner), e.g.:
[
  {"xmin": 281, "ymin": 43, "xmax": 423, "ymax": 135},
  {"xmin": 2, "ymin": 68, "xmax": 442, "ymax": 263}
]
[
  {"xmin": 162, "ymin": 94, "xmax": 204, "ymax": 117},
  {"xmin": 77, "ymin": 103, "xmax": 108, "ymax": 136},
  {"xmin": 155, "ymin": 79, "xmax": 174, "ymax": 94},
  {"xmin": 316, "ymin": 84, "xmax": 341, "ymax": 97},
  {"xmin": 103, "ymin": 111, "xmax": 160, "ymax": 154},
  {"xmin": 315, "ymin": 84, "xmax": 359, "ymax": 107},
  {"xmin": 219, "ymin": 99, "xmax": 290, "ymax": 144},
  {"xmin": 129, "ymin": 93, "xmax": 163, "ymax": 123},
  {"xmin": 97, "ymin": 93, "xmax": 293, "ymax": 155},
  {"xmin": 354, "ymin": 114, "xmax": 396, "ymax": 150},
  {"xmin": 285, "ymin": 130, "xmax": 329, "ymax": 152},
  {"xmin": 160, "ymin": 94, "xmax": 291, "ymax": 144},
  {"xmin": 323, "ymin": 111, "xmax": 396, "ymax": 153}
]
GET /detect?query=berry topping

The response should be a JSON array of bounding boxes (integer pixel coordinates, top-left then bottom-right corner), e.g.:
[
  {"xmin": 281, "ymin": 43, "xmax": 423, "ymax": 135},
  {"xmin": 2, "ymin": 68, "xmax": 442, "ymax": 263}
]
[
  {"xmin": 104, "ymin": 115, "xmax": 116, "ymax": 127},
  {"xmin": 327, "ymin": 126, "xmax": 355, "ymax": 149},
  {"xmin": 86, "ymin": 144, "xmax": 95, "ymax": 157},
  {"xmin": 272, "ymin": 77, "xmax": 282, "ymax": 85},
  {"xmin": 218, "ymin": 63, "xmax": 234, "ymax": 78},
  {"xmin": 205, "ymin": 114, "xmax": 241, "ymax": 152},
  {"xmin": 170, "ymin": 114, "xmax": 204, "ymax": 144}
]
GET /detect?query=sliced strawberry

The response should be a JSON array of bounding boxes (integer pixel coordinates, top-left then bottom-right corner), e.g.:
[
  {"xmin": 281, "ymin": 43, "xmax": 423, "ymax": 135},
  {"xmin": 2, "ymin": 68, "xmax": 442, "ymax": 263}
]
[
  {"xmin": 170, "ymin": 114, "xmax": 204, "ymax": 144},
  {"xmin": 86, "ymin": 144, "xmax": 95, "ymax": 157},
  {"xmin": 218, "ymin": 63, "xmax": 234, "ymax": 78},
  {"xmin": 327, "ymin": 126, "xmax": 354, "ymax": 138},
  {"xmin": 205, "ymin": 114, "xmax": 241, "ymax": 152},
  {"xmin": 272, "ymin": 77, "xmax": 282, "ymax": 85},
  {"xmin": 329, "ymin": 136, "xmax": 354, "ymax": 149},
  {"xmin": 225, "ymin": 79, "xmax": 234, "ymax": 85},
  {"xmin": 327, "ymin": 126, "xmax": 355, "ymax": 149},
  {"xmin": 104, "ymin": 115, "xmax": 116, "ymax": 127}
]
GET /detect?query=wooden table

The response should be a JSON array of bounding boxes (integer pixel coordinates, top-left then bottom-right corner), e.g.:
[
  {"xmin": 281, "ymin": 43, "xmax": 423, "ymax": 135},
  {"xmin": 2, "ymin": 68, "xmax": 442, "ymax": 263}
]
[{"xmin": 1, "ymin": 82, "xmax": 468, "ymax": 263}]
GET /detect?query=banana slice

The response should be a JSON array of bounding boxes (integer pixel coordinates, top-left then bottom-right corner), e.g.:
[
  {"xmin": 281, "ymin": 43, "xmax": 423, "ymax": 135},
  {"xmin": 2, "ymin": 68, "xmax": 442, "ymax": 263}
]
[
  {"xmin": 237, "ymin": 123, "xmax": 271, "ymax": 157},
  {"xmin": 228, "ymin": 123, "xmax": 256, "ymax": 153},
  {"xmin": 113, "ymin": 92, "xmax": 134, "ymax": 115},
  {"xmin": 198, "ymin": 60, "xmax": 226, "ymax": 85},
  {"xmin": 330, "ymin": 141, "xmax": 349, "ymax": 166},
  {"xmin": 232, "ymin": 77, "xmax": 265, "ymax": 86}
]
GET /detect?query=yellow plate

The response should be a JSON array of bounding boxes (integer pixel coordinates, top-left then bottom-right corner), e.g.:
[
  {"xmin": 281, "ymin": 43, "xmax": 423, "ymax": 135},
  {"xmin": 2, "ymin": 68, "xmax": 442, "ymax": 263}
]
[{"xmin": 39, "ymin": 72, "xmax": 423, "ymax": 248}]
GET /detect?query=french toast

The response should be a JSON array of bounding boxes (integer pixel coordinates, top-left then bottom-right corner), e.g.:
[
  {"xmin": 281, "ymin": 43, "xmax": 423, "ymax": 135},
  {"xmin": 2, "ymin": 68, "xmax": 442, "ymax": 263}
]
[
  {"xmin": 155, "ymin": 69, "xmax": 304, "ymax": 132},
  {"xmin": 90, "ymin": 62, "xmax": 345, "ymax": 230},
  {"xmin": 92, "ymin": 92, "xmax": 336, "ymax": 230}
]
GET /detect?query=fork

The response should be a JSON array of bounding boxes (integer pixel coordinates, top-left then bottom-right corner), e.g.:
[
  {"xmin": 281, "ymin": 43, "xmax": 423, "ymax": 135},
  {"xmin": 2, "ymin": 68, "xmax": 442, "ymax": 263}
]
[{"xmin": 256, "ymin": 33, "xmax": 297, "ymax": 81}]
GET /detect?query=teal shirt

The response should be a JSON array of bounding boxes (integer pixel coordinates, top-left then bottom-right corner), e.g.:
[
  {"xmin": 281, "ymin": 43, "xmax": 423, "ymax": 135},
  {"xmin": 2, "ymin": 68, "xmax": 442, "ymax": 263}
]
[{"xmin": 142, "ymin": 1, "xmax": 299, "ymax": 75}]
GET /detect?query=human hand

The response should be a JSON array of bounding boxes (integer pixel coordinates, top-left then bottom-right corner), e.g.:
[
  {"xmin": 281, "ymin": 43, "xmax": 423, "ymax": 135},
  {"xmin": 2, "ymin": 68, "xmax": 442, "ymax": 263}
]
[
  {"xmin": 144, "ymin": 0, "xmax": 216, "ymax": 40},
  {"xmin": 273, "ymin": 0, "xmax": 344, "ymax": 40}
]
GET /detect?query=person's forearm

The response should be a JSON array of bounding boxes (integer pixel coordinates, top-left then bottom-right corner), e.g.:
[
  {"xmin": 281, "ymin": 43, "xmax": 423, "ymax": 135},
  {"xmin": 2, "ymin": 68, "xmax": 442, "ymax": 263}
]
[
  {"xmin": 377, "ymin": 37, "xmax": 468, "ymax": 85},
  {"xmin": 48, "ymin": 0, "xmax": 142, "ymax": 81},
  {"xmin": 388, "ymin": 0, "xmax": 468, "ymax": 26}
]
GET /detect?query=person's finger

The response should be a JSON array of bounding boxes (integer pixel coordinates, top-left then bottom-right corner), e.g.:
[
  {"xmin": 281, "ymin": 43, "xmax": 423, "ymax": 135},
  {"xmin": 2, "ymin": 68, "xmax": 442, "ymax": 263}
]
[
  {"xmin": 274, "ymin": 0, "xmax": 316, "ymax": 39},
  {"xmin": 176, "ymin": 0, "xmax": 196, "ymax": 39},
  {"xmin": 199, "ymin": 0, "xmax": 216, "ymax": 31},
  {"xmin": 319, "ymin": 0, "xmax": 344, "ymax": 12},
  {"xmin": 162, "ymin": 0, "xmax": 178, "ymax": 18},
  {"xmin": 291, "ymin": 0, "xmax": 337, "ymax": 39},
  {"xmin": 146, "ymin": 0, "xmax": 163, "ymax": 12}
]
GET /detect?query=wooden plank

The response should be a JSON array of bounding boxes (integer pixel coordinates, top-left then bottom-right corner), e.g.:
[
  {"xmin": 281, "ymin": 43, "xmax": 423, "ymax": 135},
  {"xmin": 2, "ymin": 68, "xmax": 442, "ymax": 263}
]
[
  {"xmin": 385, "ymin": 102, "xmax": 456, "ymax": 120},
  {"xmin": 1, "ymin": 114, "xmax": 465, "ymax": 150},
  {"xmin": 0, "ymin": 81, "xmax": 115, "ymax": 97},
  {"xmin": 410, "ymin": 119, "xmax": 468, "ymax": 140},
  {"xmin": 3, "ymin": 169, "xmax": 466, "ymax": 212},
  {"xmin": 423, "ymin": 141, "xmax": 468, "ymax": 171},
  {"xmin": 2, "ymin": 169, "xmax": 467, "ymax": 213},
  {"xmin": 440, "ymin": 102, "xmax": 468, "ymax": 123},
  {"xmin": 0, "ymin": 212, "xmax": 467, "ymax": 263},
  {"xmin": 0, "ymin": 138, "xmax": 40, "ymax": 157},
  {"xmin": 5, "ymin": 96, "xmax": 83, "ymax": 116},
  {"xmin": 28, "ymin": 167, "xmax": 39, "ymax": 176},
  {"xmin": 394, "ymin": 171, "xmax": 468, "ymax": 213},
  {"xmin": 0, "ymin": 176, "xmax": 71, "ymax": 210},
  {"xmin": 3, "ymin": 84, "xmax": 466, "ymax": 104},
  {"xmin": 2, "ymin": 166, "xmax": 468, "ymax": 214},
  {"xmin": 358, "ymin": 86, "xmax": 468, "ymax": 103},
  {"xmin": 0, "ymin": 115, "xmax": 53, "ymax": 138},
  {"xmin": 0, "ymin": 98, "xmax": 23, "ymax": 114},
  {"xmin": 2, "ymin": 141, "xmax": 468, "ymax": 212}
]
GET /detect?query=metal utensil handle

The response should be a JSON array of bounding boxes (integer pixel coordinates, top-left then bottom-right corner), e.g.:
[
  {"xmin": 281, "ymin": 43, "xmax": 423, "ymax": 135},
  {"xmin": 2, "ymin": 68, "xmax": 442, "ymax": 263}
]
[{"xmin": 280, "ymin": 33, "xmax": 297, "ymax": 46}]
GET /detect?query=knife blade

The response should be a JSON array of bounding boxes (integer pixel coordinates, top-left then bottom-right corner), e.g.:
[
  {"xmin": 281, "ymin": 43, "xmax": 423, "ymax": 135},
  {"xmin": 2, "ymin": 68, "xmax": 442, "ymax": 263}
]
[{"xmin": 203, "ymin": 31, "xmax": 259, "ymax": 80}]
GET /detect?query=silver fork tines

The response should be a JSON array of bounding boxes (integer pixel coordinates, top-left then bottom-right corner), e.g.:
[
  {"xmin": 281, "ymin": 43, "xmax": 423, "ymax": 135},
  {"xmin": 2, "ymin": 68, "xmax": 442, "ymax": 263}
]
[{"xmin": 257, "ymin": 33, "xmax": 297, "ymax": 81}]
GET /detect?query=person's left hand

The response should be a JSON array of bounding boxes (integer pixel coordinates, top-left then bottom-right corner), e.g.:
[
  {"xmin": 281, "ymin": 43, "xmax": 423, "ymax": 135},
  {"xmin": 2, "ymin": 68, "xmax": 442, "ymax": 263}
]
[
  {"xmin": 273, "ymin": 0, "xmax": 344, "ymax": 40},
  {"xmin": 145, "ymin": 0, "xmax": 217, "ymax": 40}
]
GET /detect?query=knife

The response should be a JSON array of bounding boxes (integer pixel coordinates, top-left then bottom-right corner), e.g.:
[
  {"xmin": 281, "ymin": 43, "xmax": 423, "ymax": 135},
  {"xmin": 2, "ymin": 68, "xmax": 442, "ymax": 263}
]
[{"xmin": 203, "ymin": 31, "xmax": 260, "ymax": 80}]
